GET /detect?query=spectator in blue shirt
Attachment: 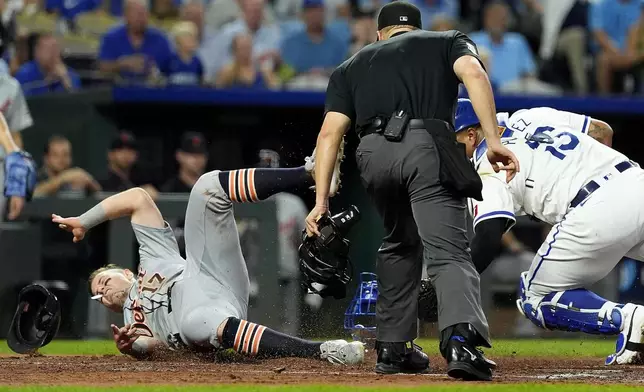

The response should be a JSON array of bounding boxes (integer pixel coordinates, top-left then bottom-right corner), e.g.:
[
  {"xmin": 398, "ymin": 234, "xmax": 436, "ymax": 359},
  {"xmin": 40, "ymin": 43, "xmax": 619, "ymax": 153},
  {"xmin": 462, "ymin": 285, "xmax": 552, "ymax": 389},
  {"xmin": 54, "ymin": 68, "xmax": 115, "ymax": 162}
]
[
  {"xmin": 408, "ymin": 0, "xmax": 459, "ymax": 30},
  {"xmin": 591, "ymin": 0, "xmax": 643, "ymax": 94},
  {"xmin": 161, "ymin": 21, "xmax": 204, "ymax": 85},
  {"xmin": 15, "ymin": 34, "xmax": 81, "ymax": 96},
  {"xmin": 98, "ymin": 0, "xmax": 173, "ymax": 83},
  {"xmin": 469, "ymin": 1, "xmax": 560, "ymax": 95},
  {"xmin": 45, "ymin": 0, "xmax": 101, "ymax": 23},
  {"xmin": 281, "ymin": 0, "xmax": 348, "ymax": 78}
]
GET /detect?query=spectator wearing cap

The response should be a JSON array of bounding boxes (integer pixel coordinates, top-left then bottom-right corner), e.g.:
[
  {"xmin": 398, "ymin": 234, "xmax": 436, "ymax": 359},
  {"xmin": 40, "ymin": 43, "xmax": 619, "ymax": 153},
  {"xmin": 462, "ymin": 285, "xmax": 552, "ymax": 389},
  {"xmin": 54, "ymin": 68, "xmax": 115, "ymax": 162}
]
[
  {"xmin": 15, "ymin": 33, "xmax": 82, "ymax": 96},
  {"xmin": 99, "ymin": 131, "xmax": 159, "ymax": 198},
  {"xmin": 33, "ymin": 135, "xmax": 101, "ymax": 197},
  {"xmin": 160, "ymin": 21, "xmax": 204, "ymax": 85},
  {"xmin": 98, "ymin": 0, "xmax": 173, "ymax": 83},
  {"xmin": 591, "ymin": 0, "xmax": 643, "ymax": 94},
  {"xmin": 201, "ymin": 0, "xmax": 281, "ymax": 81},
  {"xmin": 161, "ymin": 131, "xmax": 208, "ymax": 193},
  {"xmin": 280, "ymin": 0, "xmax": 348, "ymax": 89}
]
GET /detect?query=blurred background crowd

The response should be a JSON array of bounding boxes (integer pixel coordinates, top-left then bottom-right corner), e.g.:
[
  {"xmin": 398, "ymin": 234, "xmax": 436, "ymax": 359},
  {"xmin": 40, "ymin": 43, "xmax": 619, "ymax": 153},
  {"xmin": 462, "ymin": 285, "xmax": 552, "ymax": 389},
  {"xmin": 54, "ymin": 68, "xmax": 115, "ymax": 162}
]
[
  {"xmin": 0, "ymin": 0, "xmax": 640, "ymax": 342},
  {"xmin": 1, "ymin": 0, "xmax": 644, "ymax": 95}
]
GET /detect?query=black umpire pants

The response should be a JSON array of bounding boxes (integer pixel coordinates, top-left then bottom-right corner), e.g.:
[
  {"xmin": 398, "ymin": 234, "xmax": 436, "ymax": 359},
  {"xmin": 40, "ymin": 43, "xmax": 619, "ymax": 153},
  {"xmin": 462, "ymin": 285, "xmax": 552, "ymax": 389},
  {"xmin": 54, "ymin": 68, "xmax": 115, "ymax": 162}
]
[{"xmin": 356, "ymin": 128, "xmax": 490, "ymax": 344}]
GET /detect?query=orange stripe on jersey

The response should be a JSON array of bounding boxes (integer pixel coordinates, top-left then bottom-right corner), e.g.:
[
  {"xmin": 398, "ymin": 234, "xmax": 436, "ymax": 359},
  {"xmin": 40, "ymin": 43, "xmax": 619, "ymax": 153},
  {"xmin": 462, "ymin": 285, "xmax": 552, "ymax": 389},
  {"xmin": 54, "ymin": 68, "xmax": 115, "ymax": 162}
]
[
  {"xmin": 233, "ymin": 319, "xmax": 247, "ymax": 352},
  {"xmin": 248, "ymin": 168, "xmax": 258, "ymax": 202},
  {"xmin": 229, "ymin": 170, "xmax": 237, "ymax": 202},
  {"xmin": 251, "ymin": 325, "xmax": 266, "ymax": 356},
  {"xmin": 242, "ymin": 322, "xmax": 257, "ymax": 354},
  {"xmin": 239, "ymin": 169, "xmax": 248, "ymax": 202}
]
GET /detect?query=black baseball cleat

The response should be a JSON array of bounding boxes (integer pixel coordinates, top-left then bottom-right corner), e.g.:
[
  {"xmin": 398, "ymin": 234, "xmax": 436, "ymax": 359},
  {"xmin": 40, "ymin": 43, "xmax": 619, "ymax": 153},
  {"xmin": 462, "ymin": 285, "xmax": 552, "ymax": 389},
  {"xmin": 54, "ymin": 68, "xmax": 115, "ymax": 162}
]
[
  {"xmin": 374, "ymin": 341, "xmax": 430, "ymax": 374},
  {"xmin": 443, "ymin": 325, "xmax": 495, "ymax": 381}
]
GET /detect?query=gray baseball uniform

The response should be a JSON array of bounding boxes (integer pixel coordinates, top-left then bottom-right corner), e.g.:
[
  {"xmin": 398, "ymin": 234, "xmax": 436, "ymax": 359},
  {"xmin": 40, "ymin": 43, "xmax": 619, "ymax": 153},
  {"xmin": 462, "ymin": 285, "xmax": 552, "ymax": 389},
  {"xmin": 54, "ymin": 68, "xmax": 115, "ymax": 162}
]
[
  {"xmin": 123, "ymin": 170, "xmax": 250, "ymax": 350},
  {"xmin": 0, "ymin": 75, "xmax": 33, "ymax": 220}
]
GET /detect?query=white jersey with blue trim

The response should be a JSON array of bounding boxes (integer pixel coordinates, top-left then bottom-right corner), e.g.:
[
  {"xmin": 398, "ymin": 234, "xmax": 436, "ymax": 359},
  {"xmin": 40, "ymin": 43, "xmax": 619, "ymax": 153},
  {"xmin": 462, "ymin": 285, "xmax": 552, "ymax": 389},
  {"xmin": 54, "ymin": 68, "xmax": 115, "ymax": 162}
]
[
  {"xmin": 503, "ymin": 107, "xmax": 591, "ymax": 136},
  {"xmin": 469, "ymin": 125, "xmax": 631, "ymax": 228}
]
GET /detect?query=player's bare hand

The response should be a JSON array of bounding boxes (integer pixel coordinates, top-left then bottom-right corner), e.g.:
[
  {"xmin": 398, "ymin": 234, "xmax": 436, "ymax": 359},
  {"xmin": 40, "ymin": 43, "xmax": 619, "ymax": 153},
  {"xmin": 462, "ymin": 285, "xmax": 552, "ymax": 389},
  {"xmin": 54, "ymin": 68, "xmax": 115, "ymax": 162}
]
[
  {"xmin": 111, "ymin": 324, "xmax": 139, "ymax": 354},
  {"xmin": 486, "ymin": 142, "xmax": 520, "ymax": 182},
  {"xmin": 7, "ymin": 196, "xmax": 25, "ymax": 220},
  {"xmin": 305, "ymin": 204, "xmax": 328, "ymax": 237},
  {"xmin": 51, "ymin": 214, "xmax": 86, "ymax": 242}
]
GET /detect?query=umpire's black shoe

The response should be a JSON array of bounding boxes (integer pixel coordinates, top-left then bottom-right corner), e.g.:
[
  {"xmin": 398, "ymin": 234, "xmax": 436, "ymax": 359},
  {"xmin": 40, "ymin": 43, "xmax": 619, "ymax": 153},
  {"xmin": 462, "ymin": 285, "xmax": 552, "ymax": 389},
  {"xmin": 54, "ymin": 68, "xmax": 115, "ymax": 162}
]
[
  {"xmin": 374, "ymin": 341, "xmax": 430, "ymax": 374},
  {"xmin": 442, "ymin": 325, "xmax": 495, "ymax": 381}
]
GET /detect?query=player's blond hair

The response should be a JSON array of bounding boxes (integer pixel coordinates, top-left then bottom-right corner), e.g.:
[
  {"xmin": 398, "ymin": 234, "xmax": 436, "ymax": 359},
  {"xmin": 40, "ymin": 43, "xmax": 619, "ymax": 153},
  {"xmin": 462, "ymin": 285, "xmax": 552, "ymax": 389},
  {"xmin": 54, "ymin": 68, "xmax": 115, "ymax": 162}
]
[{"xmin": 88, "ymin": 264, "xmax": 123, "ymax": 295}]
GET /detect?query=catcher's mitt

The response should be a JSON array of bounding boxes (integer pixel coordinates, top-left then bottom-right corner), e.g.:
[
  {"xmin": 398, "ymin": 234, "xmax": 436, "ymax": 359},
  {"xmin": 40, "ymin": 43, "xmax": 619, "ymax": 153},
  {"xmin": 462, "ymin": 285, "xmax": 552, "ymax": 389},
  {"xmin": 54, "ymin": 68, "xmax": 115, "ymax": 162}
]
[
  {"xmin": 418, "ymin": 278, "xmax": 438, "ymax": 323},
  {"xmin": 299, "ymin": 205, "xmax": 360, "ymax": 299},
  {"xmin": 4, "ymin": 151, "xmax": 37, "ymax": 200},
  {"xmin": 7, "ymin": 284, "xmax": 61, "ymax": 354}
]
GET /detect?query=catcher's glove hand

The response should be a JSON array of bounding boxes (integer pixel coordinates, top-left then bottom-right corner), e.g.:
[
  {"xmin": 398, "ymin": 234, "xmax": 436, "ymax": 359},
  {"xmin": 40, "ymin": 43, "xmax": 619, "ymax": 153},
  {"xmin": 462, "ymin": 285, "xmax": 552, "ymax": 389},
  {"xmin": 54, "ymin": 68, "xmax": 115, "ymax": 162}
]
[
  {"xmin": 4, "ymin": 150, "xmax": 37, "ymax": 200},
  {"xmin": 299, "ymin": 205, "xmax": 360, "ymax": 299},
  {"xmin": 418, "ymin": 278, "xmax": 438, "ymax": 323},
  {"xmin": 7, "ymin": 284, "xmax": 61, "ymax": 354}
]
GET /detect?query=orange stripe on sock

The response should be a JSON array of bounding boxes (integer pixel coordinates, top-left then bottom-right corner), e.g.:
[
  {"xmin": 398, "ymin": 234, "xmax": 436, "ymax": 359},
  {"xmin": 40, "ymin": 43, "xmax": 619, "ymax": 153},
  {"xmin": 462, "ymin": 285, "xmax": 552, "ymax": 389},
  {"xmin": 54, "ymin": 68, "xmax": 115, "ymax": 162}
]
[
  {"xmin": 251, "ymin": 325, "xmax": 266, "ymax": 356},
  {"xmin": 229, "ymin": 170, "xmax": 238, "ymax": 202},
  {"xmin": 228, "ymin": 170, "xmax": 235, "ymax": 202},
  {"xmin": 248, "ymin": 168, "xmax": 258, "ymax": 202},
  {"xmin": 233, "ymin": 320, "xmax": 247, "ymax": 352},
  {"xmin": 239, "ymin": 169, "xmax": 248, "ymax": 202},
  {"xmin": 242, "ymin": 322, "xmax": 257, "ymax": 354}
]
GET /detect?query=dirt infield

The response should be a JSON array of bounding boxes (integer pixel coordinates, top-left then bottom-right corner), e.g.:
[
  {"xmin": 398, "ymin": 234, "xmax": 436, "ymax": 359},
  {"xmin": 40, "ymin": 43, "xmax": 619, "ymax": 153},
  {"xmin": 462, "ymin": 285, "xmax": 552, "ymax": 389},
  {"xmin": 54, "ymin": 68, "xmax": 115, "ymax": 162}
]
[{"xmin": 1, "ymin": 352, "xmax": 643, "ymax": 386}]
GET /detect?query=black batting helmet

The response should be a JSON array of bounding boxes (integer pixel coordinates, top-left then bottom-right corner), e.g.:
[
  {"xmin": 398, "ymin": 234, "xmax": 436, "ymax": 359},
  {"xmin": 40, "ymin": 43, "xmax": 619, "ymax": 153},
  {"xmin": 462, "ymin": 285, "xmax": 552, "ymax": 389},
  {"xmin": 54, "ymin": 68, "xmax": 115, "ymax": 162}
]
[{"xmin": 7, "ymin": 284, "xmax": 61, "ymax": 354}]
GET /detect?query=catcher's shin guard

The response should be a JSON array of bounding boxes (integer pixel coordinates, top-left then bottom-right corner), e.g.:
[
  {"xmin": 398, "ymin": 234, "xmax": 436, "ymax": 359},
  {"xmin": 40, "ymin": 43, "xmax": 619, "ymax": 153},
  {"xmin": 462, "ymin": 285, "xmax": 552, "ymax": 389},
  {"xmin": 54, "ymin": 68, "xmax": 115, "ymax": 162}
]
[{"xmin": 516, "ymin": 272, "xmax": 624, "ymax": 335}]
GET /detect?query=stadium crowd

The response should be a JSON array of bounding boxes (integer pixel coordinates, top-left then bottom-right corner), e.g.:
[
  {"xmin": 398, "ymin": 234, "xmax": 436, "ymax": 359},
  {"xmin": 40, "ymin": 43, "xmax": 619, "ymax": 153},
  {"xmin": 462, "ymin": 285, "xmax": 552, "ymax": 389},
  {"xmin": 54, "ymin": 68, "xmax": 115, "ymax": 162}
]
[{"xmin": 0, "ymin": 0, "xmax": 641, "ymax": 95}]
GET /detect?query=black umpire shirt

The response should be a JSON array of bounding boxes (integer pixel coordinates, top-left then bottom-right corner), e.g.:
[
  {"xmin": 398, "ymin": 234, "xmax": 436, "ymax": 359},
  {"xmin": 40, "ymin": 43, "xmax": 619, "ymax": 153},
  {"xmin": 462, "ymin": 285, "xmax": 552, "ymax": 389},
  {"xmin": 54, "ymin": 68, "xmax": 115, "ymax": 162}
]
[{"xmin": 325, "ymin": 30, "xmax": 482, "ymax": 130}]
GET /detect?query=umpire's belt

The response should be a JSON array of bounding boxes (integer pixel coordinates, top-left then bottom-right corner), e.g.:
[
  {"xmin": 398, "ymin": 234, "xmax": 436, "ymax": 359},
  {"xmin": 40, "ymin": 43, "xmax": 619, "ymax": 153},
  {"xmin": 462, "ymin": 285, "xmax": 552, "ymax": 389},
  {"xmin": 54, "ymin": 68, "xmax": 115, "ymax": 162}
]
[
  {"xmin": 357, "ymin": 118, "xmax": 426, "ymax": 139},
  {"xmin": 570, "ymin": 160, "xmax": 637, "ymax": 208}
]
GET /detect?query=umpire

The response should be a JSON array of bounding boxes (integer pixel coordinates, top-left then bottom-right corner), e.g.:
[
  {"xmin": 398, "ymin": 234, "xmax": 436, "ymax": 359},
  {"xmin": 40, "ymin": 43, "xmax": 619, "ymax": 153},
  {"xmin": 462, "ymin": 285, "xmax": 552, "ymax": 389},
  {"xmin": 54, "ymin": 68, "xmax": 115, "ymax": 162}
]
[{"xmin": 305, "ymin": 1, "xmax": 519, "ymax": 381}]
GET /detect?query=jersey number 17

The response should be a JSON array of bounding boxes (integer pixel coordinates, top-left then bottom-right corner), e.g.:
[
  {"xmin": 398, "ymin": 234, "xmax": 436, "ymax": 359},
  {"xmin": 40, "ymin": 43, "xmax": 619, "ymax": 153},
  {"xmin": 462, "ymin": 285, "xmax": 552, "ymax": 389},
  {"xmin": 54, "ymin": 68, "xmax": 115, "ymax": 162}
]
[{"xmin": 526, "ymin": 126, "xmax": 579, "ymax": 160}]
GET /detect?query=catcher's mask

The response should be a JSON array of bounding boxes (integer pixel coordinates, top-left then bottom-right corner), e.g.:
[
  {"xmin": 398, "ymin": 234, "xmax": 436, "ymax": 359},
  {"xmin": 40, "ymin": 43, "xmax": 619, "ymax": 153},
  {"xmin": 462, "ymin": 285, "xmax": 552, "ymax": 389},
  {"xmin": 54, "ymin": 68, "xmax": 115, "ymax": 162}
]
[
  {"xmin": 299, "ymin": 205, "xmax": 360, "ymax": 299},
  {"xmin": 7, "ymin": 284, "xmax": 61, "ymax": 354},
  {"xmin": 344, "ymin": 272, "xmax": 377, "ymax": 334}
]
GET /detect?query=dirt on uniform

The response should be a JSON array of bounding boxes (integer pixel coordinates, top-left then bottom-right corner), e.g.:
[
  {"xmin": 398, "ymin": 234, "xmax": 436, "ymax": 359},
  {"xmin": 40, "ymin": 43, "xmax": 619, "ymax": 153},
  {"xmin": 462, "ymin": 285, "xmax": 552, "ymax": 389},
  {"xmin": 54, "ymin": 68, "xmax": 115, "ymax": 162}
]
[{"xmin": 0, "ymin": 351, "xmax": 643, "ymax": 386}]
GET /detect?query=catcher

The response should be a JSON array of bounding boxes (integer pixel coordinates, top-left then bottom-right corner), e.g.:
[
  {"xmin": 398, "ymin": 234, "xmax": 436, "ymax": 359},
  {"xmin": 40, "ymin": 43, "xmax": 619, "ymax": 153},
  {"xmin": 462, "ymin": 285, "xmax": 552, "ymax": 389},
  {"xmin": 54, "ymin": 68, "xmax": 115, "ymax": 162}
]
[{"xmin": 50, "ymin": 151, "xmax": 364, "ymax": 363}]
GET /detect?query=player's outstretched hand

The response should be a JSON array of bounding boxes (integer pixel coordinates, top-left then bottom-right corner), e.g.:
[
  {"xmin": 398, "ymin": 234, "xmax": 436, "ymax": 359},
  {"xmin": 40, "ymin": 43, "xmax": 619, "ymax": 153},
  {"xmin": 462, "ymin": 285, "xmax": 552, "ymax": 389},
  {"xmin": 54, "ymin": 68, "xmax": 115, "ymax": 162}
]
[
  {"xmin": 111, "ymin": 324, "xmax": 140, "ymax": 355},
  {"xmin": 51, "ymin": 214, "xmax": 86, "ymax": 243},
  {"xmin": 486, "ymin": 141, "xmax": 520, "ymax": 182}
]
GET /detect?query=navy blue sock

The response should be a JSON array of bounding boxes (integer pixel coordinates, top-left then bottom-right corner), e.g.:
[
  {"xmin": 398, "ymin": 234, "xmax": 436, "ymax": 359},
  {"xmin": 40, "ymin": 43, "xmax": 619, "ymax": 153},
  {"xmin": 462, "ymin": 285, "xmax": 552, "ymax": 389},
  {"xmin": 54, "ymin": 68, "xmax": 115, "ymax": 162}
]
[
  {"xmin": 218, "ymin": 167, "xmax": 312, "ymax": 202},
  {"xmin": 221, "ymin": 318, "xmax": 321, "ymax": 358}
]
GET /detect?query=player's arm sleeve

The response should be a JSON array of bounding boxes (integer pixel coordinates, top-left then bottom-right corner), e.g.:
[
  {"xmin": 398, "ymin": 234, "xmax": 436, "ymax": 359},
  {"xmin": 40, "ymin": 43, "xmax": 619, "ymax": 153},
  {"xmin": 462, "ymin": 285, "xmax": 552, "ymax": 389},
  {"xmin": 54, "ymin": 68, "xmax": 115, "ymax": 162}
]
[
  {"xmin": 131, "ymin": 222, "xmax": 182, "ymax": 262},
  {"xmin": 469, "ymin": 175, "xmax": 516, "ymax": 233},
  {"xmin": 446, "ymin": 31, "xmax": 485, "ymax": 70},
  {"xmin": 470, "ymin": 218, "xmax": 508, "ymax": 274},
  {"xmin": 324, "ymin": 65, "xmax": 355, "ymax": 122},
  {"xmin": 6, "ymin": 84, "xmax": 33, "ymax": 132}
]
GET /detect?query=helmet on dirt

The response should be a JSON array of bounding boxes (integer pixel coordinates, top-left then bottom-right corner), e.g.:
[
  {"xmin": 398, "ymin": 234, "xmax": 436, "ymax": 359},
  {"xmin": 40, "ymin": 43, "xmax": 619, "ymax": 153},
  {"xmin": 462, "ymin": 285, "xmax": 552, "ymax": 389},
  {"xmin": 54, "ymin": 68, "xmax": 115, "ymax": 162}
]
[
  {"xmin": 454, "ymin": 98, "xmax": 480, "ymax": 133},
  {"xmin": 7, "ymin": 284, "xmax": 61, "ymax": 354}
]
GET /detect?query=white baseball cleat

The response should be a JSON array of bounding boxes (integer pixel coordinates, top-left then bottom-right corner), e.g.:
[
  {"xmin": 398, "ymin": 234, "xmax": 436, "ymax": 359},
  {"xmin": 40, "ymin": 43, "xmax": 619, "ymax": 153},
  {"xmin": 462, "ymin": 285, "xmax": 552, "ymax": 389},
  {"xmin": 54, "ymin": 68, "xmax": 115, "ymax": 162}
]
[
  {"xmin": 320, "ymin": 339, "xmax": 365, "ymax": 365},
  {"xmin": 605, "ymin": 303, "xmax": 644, "ymax": 365},
  {"xmin": 304, "ymin": 137, "xmax": 345, "ymax": 197}
]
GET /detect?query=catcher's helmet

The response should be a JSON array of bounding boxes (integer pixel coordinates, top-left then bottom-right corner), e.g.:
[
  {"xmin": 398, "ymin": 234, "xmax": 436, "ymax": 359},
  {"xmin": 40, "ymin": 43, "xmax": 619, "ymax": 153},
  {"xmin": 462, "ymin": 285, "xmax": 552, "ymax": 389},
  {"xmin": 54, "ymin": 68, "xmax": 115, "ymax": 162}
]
[
  {"xmin": 7, "ymin": 284, "xmax": 61, "ymax": 354},
  {"xmin": 344, "ymin": 272, "xmax": 377, "ymax": 333},
  {"xmin": 454, "ymin": 98, "xmax": 480, "ymax": 133}
]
